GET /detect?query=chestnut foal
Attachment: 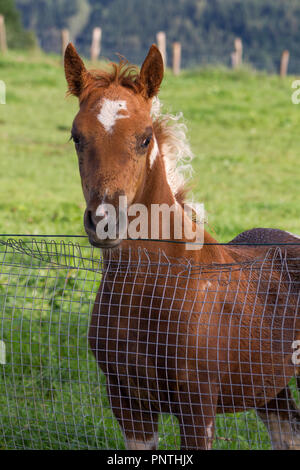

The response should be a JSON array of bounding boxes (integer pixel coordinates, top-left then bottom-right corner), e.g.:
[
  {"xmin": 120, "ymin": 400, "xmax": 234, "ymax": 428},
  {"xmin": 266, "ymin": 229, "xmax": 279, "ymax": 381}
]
[{"xmin": 65, "ymin": 43, "xmax": 300, "ymax": 450}]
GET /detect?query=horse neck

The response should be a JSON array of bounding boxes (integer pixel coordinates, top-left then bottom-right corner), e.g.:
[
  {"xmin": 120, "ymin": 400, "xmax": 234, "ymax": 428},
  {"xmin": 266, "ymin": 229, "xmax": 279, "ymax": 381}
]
[{"xmin": 127, "ymin": 151, "xmax": 231, "ymax": 264}]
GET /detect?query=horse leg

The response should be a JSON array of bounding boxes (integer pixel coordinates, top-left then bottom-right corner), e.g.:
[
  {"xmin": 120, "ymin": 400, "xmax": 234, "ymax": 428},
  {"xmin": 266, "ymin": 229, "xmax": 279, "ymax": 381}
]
[
  {"xmin": 106, "ymin": 376, "xmax": 159, "ymax": 450},
  {"xmin": 122, "ymin": 414, "xmax": 159, "ymax": 450},
  {"xmin": 257, "ymin": 379, "xmax": 300, "ymax": 450},
  {"xmin": 176, "ymin": 382, "xmax": 219, "ymax": 450}
]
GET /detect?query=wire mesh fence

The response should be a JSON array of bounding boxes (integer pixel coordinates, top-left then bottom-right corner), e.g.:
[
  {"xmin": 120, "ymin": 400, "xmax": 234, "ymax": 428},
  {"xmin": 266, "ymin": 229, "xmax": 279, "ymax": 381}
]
[{"xmin": 0, "ymin": 236, "xmax": 299, "ymax": 450}]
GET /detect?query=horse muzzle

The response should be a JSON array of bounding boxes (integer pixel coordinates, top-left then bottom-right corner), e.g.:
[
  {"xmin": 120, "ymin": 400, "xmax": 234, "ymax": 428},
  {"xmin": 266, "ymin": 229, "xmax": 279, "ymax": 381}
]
[{"xmin": 84, "ymin": 208, "xmax": 123, "ymax": 249}]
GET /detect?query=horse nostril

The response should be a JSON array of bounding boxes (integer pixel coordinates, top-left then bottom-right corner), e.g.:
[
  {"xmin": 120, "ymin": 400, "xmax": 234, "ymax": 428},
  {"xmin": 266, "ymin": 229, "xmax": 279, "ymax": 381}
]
[
  {"xmin": 85, "ymin": 210, "xmax": 97, "ymax": 232},
  {"xmin": 85, "ymin": 206, "xmax": 120, "ymax": 242},
  {"xmin": 85, "ymin": 209, "xmax": 110, "ymax": 234}
]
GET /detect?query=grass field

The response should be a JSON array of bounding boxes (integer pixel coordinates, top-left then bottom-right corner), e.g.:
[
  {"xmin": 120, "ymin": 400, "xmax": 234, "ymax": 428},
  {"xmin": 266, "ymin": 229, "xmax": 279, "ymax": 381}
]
[
  {"xmin": 1, "ymin": 51, "xmax": 300, "ymax": 239},
  {"xmin": 0, "ymin": 51, "xmax": 300, "ymax": 450}
]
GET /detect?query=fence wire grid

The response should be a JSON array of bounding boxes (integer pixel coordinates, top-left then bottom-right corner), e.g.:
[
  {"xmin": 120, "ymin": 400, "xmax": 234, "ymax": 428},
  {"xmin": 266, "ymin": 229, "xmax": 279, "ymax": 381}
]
[{"xmin": 0, "ymin": 236, "xmax": 299, "ymax": 450}]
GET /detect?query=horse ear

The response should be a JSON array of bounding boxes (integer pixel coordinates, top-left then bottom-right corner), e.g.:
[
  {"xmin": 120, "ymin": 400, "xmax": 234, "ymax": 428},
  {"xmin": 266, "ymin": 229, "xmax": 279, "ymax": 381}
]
[
  {"xmin": 64, "ymin": 43, "xmax": 88, "ymax": 97},
  {"xmin": 139, "ymin": 44, "xmax": 164, "ymax": 99}
]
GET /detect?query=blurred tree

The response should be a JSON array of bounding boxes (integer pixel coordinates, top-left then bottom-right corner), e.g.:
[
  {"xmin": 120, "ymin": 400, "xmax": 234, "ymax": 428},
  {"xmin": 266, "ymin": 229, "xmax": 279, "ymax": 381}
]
[
  {"xmin": 12, "ymin": 0, "xmax": 300, "ymax": 72},
  {"xmin": 0, "ymin": 0, "xmax": 36, "ymax": 49},
  {"xmin": 15, "ymin": 0, "xmax": 79, "ymax": 52}
]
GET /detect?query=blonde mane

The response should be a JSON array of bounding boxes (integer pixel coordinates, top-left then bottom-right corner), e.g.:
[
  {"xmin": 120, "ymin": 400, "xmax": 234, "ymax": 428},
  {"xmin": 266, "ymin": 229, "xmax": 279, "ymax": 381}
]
[
  {"xmin": 151, "ymin": 97, "xmax": 194, "ymax": 200},
  {"xmin": 151, "ymin": 98, "xmax": 206, "ymax": 227}
]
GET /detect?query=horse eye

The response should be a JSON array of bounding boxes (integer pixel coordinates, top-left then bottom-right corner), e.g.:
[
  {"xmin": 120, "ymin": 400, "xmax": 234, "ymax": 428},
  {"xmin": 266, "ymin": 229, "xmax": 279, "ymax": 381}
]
[{"xmin": 141, "ymin": 136, "xmax": 152, "ymax": 149}]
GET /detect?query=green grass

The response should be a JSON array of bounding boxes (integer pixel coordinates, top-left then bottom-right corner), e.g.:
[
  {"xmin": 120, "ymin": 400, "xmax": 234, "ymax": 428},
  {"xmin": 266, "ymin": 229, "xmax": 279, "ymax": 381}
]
[
  {"xmin": 166, "ymin": 66, "xmax": 300, "ymax": 240},
  {"xmin": 0, "ymin": 52, "xmax": 300, "ymax": 239},
  {"xmin": 0, "ymin": 51, "xmax": 299, "ymax": 450}
]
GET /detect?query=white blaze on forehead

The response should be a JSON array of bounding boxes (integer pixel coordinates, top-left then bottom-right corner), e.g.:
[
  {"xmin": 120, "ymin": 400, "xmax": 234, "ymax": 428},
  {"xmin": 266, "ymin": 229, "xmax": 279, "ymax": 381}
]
[
  {"xmin": 149, "ymin": 137, "xmax": 159, "ymax": 168},
  {"xmin": 97, "ymin": 98, "xmax": 129, "ymax": 133}
]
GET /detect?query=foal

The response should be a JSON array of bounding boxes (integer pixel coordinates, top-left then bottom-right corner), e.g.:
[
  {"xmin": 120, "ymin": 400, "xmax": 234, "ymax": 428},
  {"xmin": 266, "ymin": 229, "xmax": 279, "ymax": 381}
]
[{"xmin": 65, "ymin": 43, "xmax": 300, "ymax": 449}]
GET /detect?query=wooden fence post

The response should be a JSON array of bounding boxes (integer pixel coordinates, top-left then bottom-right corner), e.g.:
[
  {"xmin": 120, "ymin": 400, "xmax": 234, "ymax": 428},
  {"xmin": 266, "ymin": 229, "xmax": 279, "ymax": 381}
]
[
  {"xmin": 156, "ymin": 31, "xmax": 167, "ymax": 67},
  {"xmin": 280, "ymin": 50, "xmax": 290, "ymax": 78},
  {"xmin": 61, "ymin": 29, "xmax": 70, "ymax": 59},
  {"xmin": 0, "ymin": 80, "xmax": 6, "ymax": 105},
  {"xmin": 91, "ymin": 27, "xmax": 102, "ymax": 62},
  {"xmin": 172, "ymin": 42, "xmax": 181, "ymax": 76},
  {"xmin": 231, "ymin": 51, "xmax": 238, "ymax": 69},
  {"xmin": 0, "ymin": 15, "xmax": 7, "ymax": 54},
  {"xmin": 234, "ymin": 38, "xmax": 243, "ymax": 67}
]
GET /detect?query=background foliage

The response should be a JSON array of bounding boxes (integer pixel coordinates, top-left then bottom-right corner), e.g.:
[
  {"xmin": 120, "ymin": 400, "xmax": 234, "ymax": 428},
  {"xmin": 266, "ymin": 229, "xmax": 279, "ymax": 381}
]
[
  {"xmin": 0, "ymin": 0, "xmax": 35, "ymax": 49},
  {"xmin": 10, "ymin": 0, "xmax": 300, "ymax": 72}
]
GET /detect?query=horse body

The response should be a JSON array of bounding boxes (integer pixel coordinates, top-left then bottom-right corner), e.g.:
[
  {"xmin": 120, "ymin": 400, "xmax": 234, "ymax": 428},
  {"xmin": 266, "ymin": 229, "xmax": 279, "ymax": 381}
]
[
  {"xmin": 64, "ymin": 43, "xmax": 300, "ymax": 449},
  {"xmin": 88, "ymin": 234, "xmax": 300, "ymax": 449}
]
